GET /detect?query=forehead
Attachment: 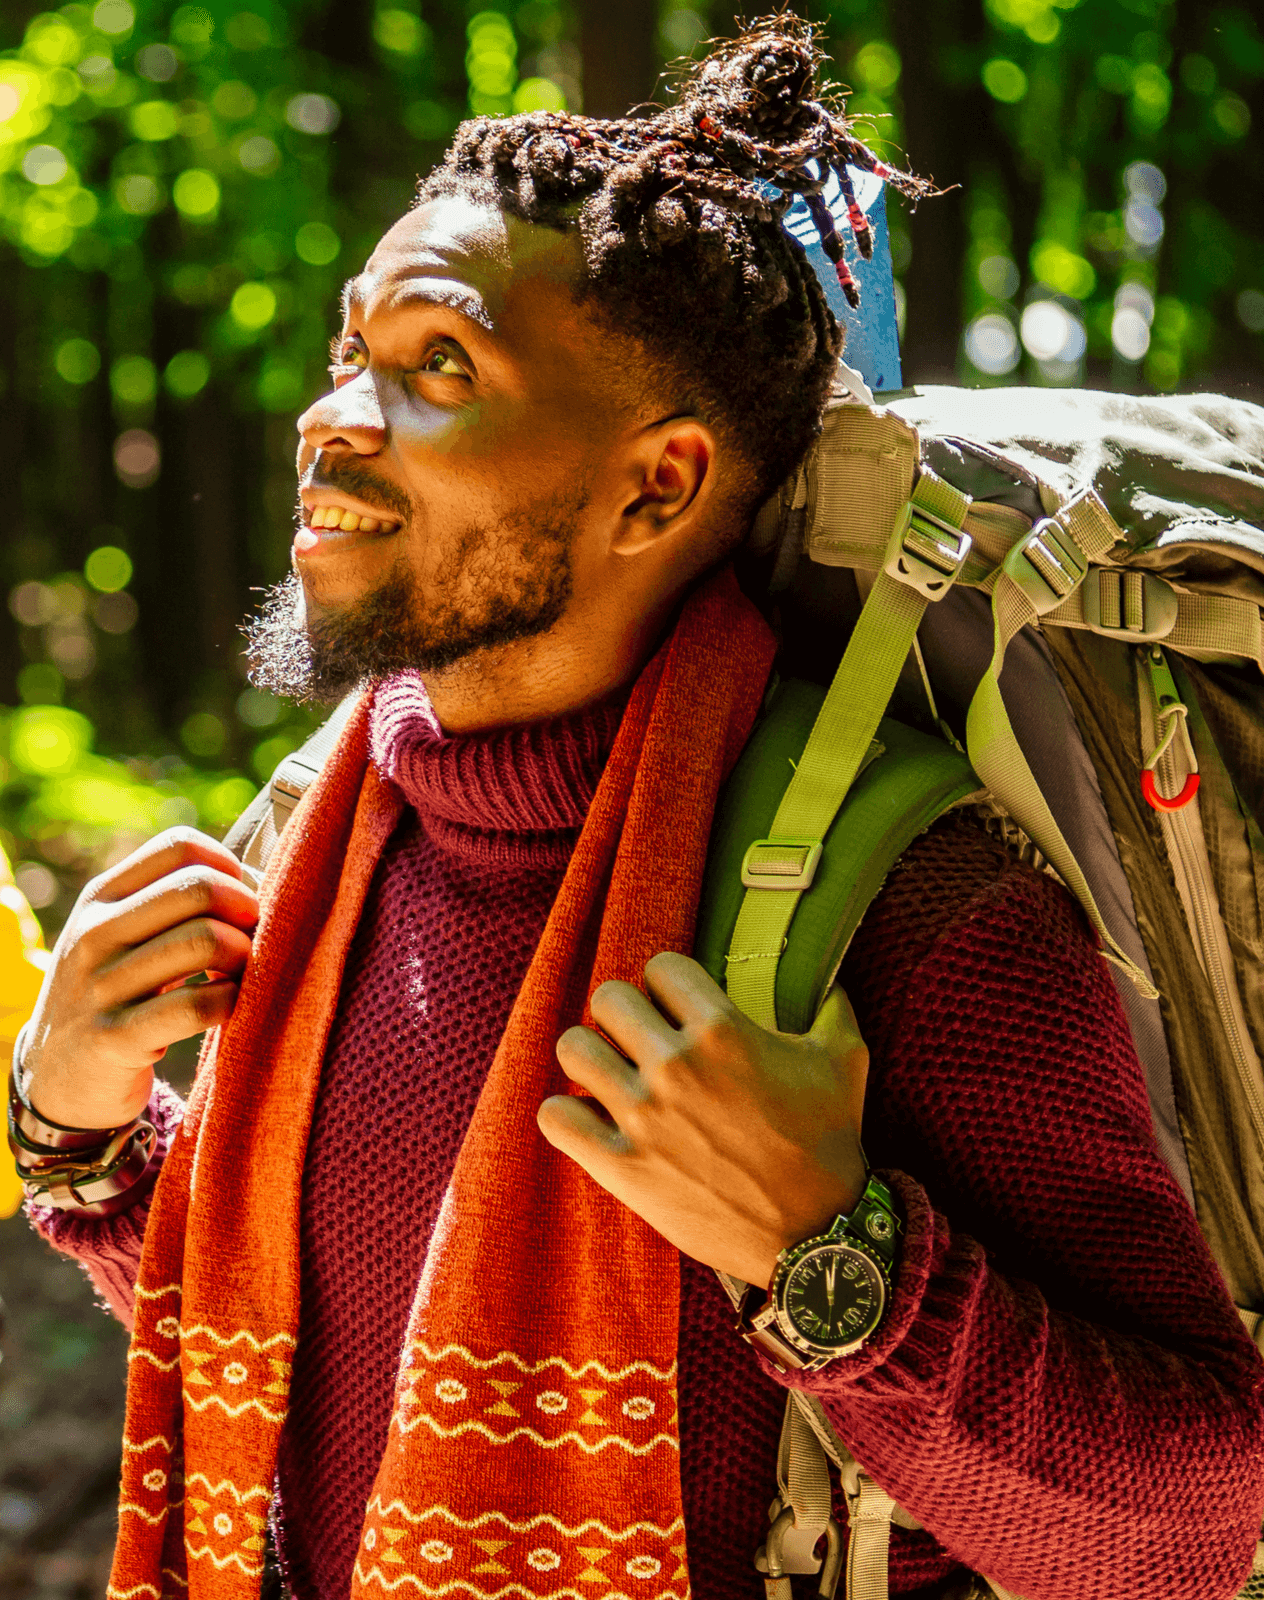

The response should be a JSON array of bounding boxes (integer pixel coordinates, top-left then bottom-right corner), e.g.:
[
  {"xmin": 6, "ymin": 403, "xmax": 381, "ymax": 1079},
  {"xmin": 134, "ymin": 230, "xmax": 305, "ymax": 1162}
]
[{"xmin": 343, "ymin": 193, "xmax": 584, "ymax": 334}]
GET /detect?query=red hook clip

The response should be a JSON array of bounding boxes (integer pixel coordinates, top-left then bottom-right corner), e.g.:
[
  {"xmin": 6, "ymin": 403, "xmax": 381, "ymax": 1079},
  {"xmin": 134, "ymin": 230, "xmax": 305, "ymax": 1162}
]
[
  {"xmin": 1141, "ymin": 662, "xmax": 1200, "ymax": 811},
  {"xmin": 1141, "ymin": 769, "xmax": 1200, "ymax": 812}
]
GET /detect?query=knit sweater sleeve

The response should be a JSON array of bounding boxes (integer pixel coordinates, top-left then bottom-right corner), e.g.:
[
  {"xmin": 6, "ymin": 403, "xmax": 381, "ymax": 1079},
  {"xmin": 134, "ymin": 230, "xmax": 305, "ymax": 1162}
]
[
  {"xmin": 778, "ymin": 819, "xmax": 1264, "ymax": 1600},
  {"xmin": 26, "ymin": 1077, "xmax": 185, "ymax": 1332}
]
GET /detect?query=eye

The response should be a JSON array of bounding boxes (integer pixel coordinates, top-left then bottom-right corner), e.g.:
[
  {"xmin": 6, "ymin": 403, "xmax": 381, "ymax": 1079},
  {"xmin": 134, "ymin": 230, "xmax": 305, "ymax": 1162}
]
[
  {"xmin": 419, "ymin": 344, "xmax": 468, "ymax": 378},
  {"xmin": 327, "ymin": 335, "xmax": 367, "ymax": 385}
]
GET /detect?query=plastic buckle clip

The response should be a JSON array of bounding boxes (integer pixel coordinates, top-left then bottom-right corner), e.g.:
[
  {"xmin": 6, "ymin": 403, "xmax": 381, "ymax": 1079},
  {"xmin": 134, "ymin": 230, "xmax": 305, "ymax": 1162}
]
[
  {"xmin": 884, "ymin": 499, "xmax": 973, "ymax": 602},
  {"xmin": 1004, "ymin": 517, "xmax": 1089, "ymax": 614},
  {"xmin": 1082, "ymin": 567, "xmax": 1178, "ymax": 643},
  {"xmin": 741, "ymin": 838, "xmax": 823, "ymax": 892}
]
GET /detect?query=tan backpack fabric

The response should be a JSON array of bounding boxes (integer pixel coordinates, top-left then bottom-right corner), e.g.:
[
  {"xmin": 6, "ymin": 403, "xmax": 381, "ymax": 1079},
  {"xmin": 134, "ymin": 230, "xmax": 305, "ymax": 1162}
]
[{"xmin": 728, "ymin": 382, "xmax": 1264, "ymax": 1600}]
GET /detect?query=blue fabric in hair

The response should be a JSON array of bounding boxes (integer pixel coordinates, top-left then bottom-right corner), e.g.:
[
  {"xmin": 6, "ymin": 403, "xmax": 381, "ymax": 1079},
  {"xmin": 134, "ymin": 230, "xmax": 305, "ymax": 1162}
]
[{"xmin": 782, "ymin": 167, "xmax": 903, "ymax": 392}]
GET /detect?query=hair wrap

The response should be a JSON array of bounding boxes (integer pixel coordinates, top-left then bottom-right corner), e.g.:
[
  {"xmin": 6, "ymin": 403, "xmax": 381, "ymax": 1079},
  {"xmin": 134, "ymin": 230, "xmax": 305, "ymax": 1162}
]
[{"xmin": 417, "ymin": 13, "xmax": 930, "ymax": 498}]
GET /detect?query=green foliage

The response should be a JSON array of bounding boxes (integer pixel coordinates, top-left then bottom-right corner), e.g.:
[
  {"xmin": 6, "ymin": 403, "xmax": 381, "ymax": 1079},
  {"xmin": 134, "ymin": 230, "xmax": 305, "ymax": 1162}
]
[
  {"xmin": 0, "ymin": 0, "xmax": 1258, "ymax": 933},
  {"xmin": 0, "ymin": 698, "xmax": 261, "ymax": 908}
]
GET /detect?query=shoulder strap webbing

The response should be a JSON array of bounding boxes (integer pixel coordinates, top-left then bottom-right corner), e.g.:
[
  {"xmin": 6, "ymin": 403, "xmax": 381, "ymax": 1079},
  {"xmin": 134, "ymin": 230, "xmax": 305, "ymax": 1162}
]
[
  {"xmin": 963, "ymin": 491, "xmax": 1157, "ymax": 999},
  {"xmin": 223, "ymin": 692, "xmax": 360, "ymax": 884},
  {"xmin": 725, "ymin": 469, "xmax": 973, "ymax": 1031}
]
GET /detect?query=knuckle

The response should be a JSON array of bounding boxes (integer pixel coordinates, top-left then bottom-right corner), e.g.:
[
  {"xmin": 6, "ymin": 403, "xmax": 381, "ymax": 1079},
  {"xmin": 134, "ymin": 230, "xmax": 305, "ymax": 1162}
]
[
  {"xmin": 171, "ymin": 870, "xmax": 215, "ymax": 913},
  {"xmin": 78, "ymin": 871, "xmax": 108, "ymax": 907},
  {"xmin": 190, "ymin": 983, "xmax": 231, "ymax": 1025},
  {"xmin": 652, "ymin": 1047, "xmax": 692, "ymax": 1094},
  {"xmin": 164, "ymin": 825, "xmax": 209, "ymax": 855},
  {"xmin": 185, "ymin": 920, "xmax": 221, "ymax": 965},
  {"xmin": 695, "ymin": 1013, "xmax": 746, "ymax": 1058}
]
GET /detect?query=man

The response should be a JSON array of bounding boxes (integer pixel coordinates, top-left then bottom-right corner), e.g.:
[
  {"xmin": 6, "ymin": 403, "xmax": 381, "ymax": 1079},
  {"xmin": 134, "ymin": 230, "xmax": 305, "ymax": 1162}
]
[{"xmin": 13, "ymin": 19, "xmax": 1264, "ymax": 1600}]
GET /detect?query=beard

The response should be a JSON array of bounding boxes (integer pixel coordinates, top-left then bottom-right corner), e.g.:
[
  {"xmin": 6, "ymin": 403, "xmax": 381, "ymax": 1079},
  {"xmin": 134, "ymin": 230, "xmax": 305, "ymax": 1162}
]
[{"xmin": 244, "ymin": 489, "xmax": 583, "ymax": 705}]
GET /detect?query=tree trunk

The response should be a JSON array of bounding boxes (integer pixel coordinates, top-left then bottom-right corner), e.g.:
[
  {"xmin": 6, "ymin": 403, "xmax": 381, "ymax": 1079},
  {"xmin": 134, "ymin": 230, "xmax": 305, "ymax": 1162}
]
[
  {"xmin": 579, "ymin": 0, "xmax": 660, "ymax": 117},
  {"xmin": 890, "ymin": 0, "xmax": 974, "ymax": 381}
]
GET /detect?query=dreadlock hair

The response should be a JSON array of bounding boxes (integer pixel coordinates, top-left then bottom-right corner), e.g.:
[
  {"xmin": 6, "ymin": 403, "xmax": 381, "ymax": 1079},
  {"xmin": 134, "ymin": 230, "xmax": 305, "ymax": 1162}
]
[{"xmin": 416, "ymin": 14, "xmax": 931, "ymax": 510}]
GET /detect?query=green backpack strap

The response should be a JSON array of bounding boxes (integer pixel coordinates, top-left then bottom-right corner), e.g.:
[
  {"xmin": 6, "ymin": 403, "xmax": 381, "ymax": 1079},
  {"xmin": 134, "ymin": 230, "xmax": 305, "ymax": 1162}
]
[
  {"xmin": 698, "ymin": 678, "xmax": 981, "ymax": 1599},
  {"xmin": 696, "ymin": 676, "xmax": 981, "ymax": 1034},
  {"xmin": 718, "ymin": 467, "xmax": 974, "ymax": 1032}
]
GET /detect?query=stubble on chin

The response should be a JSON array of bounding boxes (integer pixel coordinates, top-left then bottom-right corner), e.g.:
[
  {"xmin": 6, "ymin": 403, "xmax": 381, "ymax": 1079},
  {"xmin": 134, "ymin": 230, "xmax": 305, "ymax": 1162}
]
[{"xmin": 242, "ymin": 488, "xmax": 583, "ymax": 706}]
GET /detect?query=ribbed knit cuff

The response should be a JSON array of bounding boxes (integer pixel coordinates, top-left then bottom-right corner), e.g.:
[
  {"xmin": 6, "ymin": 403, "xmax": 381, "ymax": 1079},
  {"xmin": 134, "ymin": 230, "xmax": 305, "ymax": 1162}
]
[{"xmin": 27, "ymin": 1077, "xmax": 186, "ymax": 1330}]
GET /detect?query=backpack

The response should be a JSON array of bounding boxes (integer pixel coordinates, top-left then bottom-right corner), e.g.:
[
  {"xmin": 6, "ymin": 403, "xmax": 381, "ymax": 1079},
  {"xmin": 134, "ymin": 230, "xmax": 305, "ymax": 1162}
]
[{"xmin": 226, "ymin": 381, "xmax": 1264, "ymax": 1600}]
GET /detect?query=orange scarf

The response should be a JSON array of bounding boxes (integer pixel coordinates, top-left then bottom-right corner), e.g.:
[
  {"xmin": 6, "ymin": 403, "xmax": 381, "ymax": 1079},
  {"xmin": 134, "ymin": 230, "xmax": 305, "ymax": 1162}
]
[{"xmin": 108, "ymin": 567, "xmax": 775, "ymax": 1600}]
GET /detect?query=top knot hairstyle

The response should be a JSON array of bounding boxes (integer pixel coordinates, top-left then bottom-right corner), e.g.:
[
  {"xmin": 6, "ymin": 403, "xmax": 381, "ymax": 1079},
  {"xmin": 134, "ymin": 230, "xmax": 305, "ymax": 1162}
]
[{"xmin": 417, "ymin": 14, "xmax": 932, "ymax": 504}]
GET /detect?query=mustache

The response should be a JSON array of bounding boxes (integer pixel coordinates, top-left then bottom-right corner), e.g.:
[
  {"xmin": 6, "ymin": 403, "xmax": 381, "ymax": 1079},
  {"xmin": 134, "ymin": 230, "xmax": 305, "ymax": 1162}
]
[{"xmin": 300, "ymin": 457, "xmax": 413, "ymax": 524}]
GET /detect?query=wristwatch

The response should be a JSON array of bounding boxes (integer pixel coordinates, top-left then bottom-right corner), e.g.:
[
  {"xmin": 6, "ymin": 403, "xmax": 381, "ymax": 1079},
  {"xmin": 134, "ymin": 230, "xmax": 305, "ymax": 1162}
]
[{"xmin": 737, "ymin": 1174, "xmax": 902, "ymax": 1372}]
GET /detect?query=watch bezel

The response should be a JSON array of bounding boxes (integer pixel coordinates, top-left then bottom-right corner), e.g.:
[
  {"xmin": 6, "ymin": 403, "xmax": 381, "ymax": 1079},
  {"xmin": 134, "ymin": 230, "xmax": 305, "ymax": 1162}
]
[{"xmin": 771, "ymin": 1234, "xmax": 889, "ymax": 1360}]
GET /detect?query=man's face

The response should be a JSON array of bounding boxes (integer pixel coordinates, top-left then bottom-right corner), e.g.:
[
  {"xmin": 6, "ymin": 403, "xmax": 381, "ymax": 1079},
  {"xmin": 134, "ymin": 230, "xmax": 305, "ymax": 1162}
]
[{"xmin": 248, "ymin": 193, "xmax": 631, "ymax": 701}]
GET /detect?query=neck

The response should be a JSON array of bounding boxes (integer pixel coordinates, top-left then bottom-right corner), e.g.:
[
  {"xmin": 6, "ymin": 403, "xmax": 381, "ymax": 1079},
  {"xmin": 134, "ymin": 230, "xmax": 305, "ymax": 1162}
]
[{"xmin": 419, "ymin": 573, "xmax": 683, "ymax": 736}]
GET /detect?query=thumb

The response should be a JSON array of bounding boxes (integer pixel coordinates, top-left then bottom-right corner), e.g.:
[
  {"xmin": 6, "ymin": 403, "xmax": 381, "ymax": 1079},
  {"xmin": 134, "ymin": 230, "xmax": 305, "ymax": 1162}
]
[{"xmin": 808, "ymin": 983, "xmax": 866, "ymax": 1058}]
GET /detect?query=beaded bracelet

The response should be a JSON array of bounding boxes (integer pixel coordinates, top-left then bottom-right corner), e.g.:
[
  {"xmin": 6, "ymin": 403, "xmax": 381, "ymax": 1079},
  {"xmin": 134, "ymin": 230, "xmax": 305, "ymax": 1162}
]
[{"xmin": 6, "ymin": 1023, "xmax": 159, "ymax": 1217}]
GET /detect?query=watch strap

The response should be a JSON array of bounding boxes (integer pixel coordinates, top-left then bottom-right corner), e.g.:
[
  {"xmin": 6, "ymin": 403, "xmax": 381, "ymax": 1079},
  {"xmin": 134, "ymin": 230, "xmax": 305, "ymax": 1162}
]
[{"xmin": 736, "ymin": 1282, "xmax": 818, "ymax": 1372}]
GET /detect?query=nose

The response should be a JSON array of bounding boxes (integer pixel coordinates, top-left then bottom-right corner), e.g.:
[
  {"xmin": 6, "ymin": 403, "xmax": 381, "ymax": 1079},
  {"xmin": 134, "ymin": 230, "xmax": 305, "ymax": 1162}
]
[{"xmin": 297, "ymin": 373, "xmax": 387, "ymax": 456}]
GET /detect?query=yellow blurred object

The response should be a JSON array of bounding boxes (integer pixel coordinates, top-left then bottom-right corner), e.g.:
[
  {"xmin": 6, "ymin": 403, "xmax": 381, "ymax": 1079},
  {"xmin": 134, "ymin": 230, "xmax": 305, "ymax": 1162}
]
[{"xmin": 0, "ymin": 850, "xmax": 50, "ymax": 1219}]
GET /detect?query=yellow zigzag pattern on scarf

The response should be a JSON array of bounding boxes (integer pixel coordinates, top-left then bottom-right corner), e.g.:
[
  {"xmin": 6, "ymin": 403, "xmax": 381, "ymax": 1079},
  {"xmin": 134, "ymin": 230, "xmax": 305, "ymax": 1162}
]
[
  {"xmin": 121, "ymin": 1435, "xmax": 177, "ymax": 1455},
  {"xmin": 182, "ymin": 1391, "xmax": 288, "ymax": 1422},
  {"xmin": 179, "ymin": 1324, "xmax": 295, "ymax": 1349},
  {"xmin": 107, "ymin": 1568, "xmax": 190, "ymax": 1599},
  {"xmin": 186, "ymin": 1544, "xmax": 266, "ymax": 1576},
  {"xmin": 133, "ymin": 1283, "xmax": 182, "ymax": 1301},
  {"xmin": 367, "ymin": 1502, "xmax": 685, "ymax": 1540},
  {"xmin": 185, "ymin": 1474, "xmax": 272, "ymax": 1502},
  {"xmin": 412, "ymin": 1344, "xmax": 676, "ymax": 1383},
  {"xmin": 118, "ymin": 1502, "xmax": 168, "ymax": 1527},
  {"xmin": 353, "ymin": 1573, "xmax": 687, "ymax": 1600},
  {"xmin": 396, "ymin": 1415, "xmax": 678, "ymax": 1454},
  {"xmin": 131, "ymin": 1326, "xmax": 296, "ymax": 1374},
  {"xmin": 128, "ymin": 1349, "xmax": 180, "ymax": 1371}
]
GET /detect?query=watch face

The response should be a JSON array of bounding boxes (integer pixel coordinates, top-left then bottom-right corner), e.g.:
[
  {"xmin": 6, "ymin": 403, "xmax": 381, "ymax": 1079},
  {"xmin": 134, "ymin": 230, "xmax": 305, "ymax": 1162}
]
[{"xmin": 780, "ymin": 1243, "xmax": 886, "ymax": 1353}]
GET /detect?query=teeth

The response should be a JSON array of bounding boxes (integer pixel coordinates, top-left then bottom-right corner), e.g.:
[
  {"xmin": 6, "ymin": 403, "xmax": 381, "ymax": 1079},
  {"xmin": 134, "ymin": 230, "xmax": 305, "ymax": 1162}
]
[{"xmin": 307, "ymin": 507, "xmax": 399, "ymax": 533}]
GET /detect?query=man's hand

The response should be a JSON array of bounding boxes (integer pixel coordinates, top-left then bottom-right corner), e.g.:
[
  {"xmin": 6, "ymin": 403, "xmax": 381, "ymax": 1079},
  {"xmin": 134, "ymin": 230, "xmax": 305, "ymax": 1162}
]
[
  {"xmin": 538, "ymin": 952, "xmax": 869, "ymax": 1289},
  {"xmin": 18, "ymin": 829, "xmax": 258, "ymax": 1132}
]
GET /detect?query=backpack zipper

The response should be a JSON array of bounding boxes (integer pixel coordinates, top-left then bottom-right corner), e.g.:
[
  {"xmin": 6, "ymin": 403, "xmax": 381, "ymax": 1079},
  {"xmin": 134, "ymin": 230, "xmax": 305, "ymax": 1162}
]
[{"xmin": 1138, "ymin": 647, "xmax": 1264, "ymax": 1139}]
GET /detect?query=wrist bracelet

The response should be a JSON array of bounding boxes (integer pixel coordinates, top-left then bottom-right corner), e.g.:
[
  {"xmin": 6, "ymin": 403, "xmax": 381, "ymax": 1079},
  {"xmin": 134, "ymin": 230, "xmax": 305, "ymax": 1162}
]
[{"xmin": 7, "ymin": 1024, "xmax": 160, "ymax": 1217}]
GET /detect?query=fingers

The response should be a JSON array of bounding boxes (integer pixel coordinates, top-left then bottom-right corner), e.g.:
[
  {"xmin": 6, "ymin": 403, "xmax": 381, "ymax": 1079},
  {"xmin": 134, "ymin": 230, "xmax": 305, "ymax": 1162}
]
[
  {"xmin": 642, "ymin": 951, "xmax": 732, "ymax": 1027},
  {"xmin": 588, "ymin": 979, "xmax": 681, "ymax": 1068},
  {"xmin": 807, "ymin": 984, "xmax": 865, "ymax": 1055},
  {"xmin": 537, "ymin": 1092, "xmax": 631, "ymax": 1170},
  {"xmin": 556, "ymin": 1024, "xmax": 646, "ymax": 1117},
  {"xmin": 109, "ymin": 979, "xmax": 243, "ymax": 1061},
  {"xmin": 95, "ymin": 866, "xmax": 259, "ymax": 953},
  {"xmin": 95, "ymin": 918, "xmax": 255, "ymax": 1009},
  {"xmin": 86, "ymin": 828, "xmax": 248, "ymax": 907}
]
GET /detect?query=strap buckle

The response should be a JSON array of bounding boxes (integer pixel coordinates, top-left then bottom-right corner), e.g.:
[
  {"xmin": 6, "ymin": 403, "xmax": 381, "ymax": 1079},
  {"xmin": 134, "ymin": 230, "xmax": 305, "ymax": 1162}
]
[
  {"xmin": 884, "ymin": 499, "xmax": 973, "ymax": 602},
  {"xmin": 1004, "ymin": 517, "xmax": 1089, "ymax": 614},
  {"xmin": 1082, "ymin": 567, "xmax": 1178, "ymax": 643},
  {"xmin": 755, "ymin": 1502, "xmax": 844, "ymax": 1599},
  {"xmin": 741, "ymin": 838, "xmax": 823, "ymax": 892}
]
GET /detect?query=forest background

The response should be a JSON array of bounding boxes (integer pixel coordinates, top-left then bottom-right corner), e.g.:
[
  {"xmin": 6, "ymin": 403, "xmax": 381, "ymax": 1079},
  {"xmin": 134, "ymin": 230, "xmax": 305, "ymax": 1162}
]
[{"xmin": 0, "ymin": 0, "xmax": 1261, "ymax": 1595}]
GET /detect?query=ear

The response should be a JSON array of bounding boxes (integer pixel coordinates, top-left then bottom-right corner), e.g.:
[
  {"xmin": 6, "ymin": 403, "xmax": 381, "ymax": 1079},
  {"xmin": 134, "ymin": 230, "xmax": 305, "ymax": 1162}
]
[{"xmin": 611, "ymin": 418, "xmax": 715, "ymax": 556}]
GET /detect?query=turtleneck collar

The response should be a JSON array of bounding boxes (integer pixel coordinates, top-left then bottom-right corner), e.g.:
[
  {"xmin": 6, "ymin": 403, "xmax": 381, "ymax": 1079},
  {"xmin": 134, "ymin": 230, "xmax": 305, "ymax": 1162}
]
[{"xmin": 368, "ymin": 673, "xmax": 626, "ymax": 869}]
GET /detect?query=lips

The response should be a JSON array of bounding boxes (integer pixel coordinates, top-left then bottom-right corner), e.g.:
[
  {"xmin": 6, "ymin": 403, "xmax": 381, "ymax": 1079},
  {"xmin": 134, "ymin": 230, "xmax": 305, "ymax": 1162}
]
[{"xmin": 294, "ymin": 498, "xmax": 404, "ymax": 555}]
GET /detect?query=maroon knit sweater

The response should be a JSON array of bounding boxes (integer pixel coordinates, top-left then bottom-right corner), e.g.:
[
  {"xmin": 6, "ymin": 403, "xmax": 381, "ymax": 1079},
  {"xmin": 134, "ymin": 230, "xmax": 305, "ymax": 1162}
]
[{"xmin": 36, "ymin": 675, "xmax": 1264, "ymax": 1600}]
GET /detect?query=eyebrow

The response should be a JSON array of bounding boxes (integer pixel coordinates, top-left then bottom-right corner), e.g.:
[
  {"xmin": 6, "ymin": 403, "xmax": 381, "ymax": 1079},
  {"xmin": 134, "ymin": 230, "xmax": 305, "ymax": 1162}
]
[{"xmin": 340, "ymin": 276, "xmax": 495, "ymax": 332}]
